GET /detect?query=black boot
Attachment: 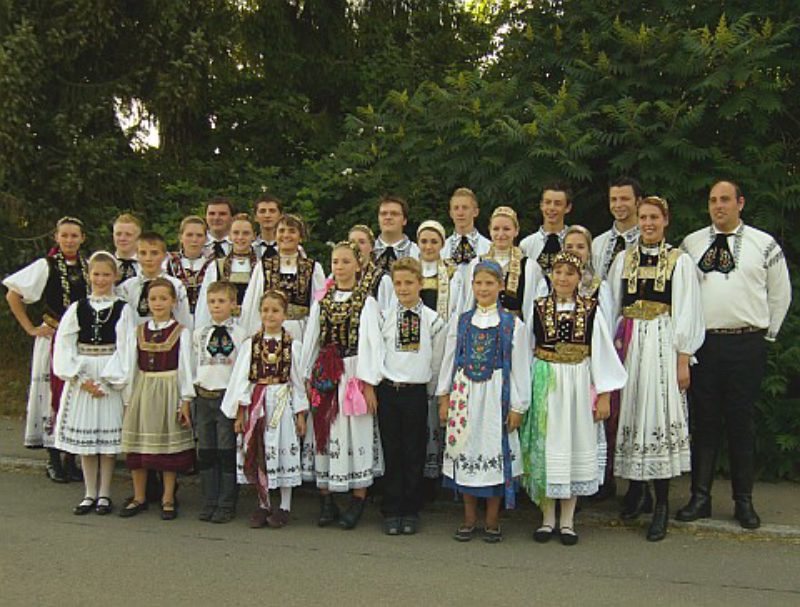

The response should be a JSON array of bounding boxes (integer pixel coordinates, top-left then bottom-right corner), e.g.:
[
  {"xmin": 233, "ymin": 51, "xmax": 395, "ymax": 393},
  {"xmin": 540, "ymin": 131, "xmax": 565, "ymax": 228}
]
[
  {"xmin": 45, "ymin": 448, "xmax": 67, "ymax": 483},
  {"xmin": 63, "ymin": 453, "xmax": 83, "ymax": 482},
  {"xmin": 733, "ymin": 496, "xmax": 761, "ymax": 530},
  {"xmin": 318, "ymin": 494, "xmax": 340, "ymax": 527},
  {"xmin": 647, "ymin": 504, "xmax": 669, "ymax": 541},
  {"xmin": 339, "ymin": 495, "xmax": 367, "ymax": 530},
  {"xmin": 676, "ymin": 444, "xmax": 715, "ymax": 521},
  {"xmin": 590, "ymin": 478, "xmax": 616, "ymax": 502},
  {"xmin": 620, "ymin": 481, "xmax": 653, "ymax": 520}
]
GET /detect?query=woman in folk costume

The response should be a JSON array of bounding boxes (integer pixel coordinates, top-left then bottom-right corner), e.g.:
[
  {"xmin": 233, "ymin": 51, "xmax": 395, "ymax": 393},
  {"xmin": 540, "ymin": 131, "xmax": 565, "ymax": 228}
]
[
  {"xmin": 607, "ymin": 196, "xmax": 705, "ymax": 541},
  {"xmin": 119, "ymin": 278, "xmax": 195, "ymax": 520},
  {"xmin": 240, "ymin": 214, "xmax": 326, "ymax": 341},
  {"xmin": 164, "ymin": 215, "xmax": 214, "ymax": 317},
  {"xmin": 415, "ymin": 220, "xmax": 463, "ymax": 486},
  {"xmin": 461, "ymin": 206, "xmax": 543, "ymax": 324},
  {"xmin": 436, "ymin": 259, "xmax": 531, "ymax": 543},
  {"xmin": 4, "ymin": 216, "xmax": 90, "ymax": 482},
  {"xmin": 348, "ymin": 223, "xmax": 396, "ymax": 311},
  {"xmin": 300, "ymin": 241, "xmax": 384, "ymax": 530},
  {"xmin": 519, "ymin": 251, "xmax": 627, "ymax": 546},
  {"xmin": 195, "ymin": 213, "xmax": 259, "ymax": 328},
  {"xmin": 53, "ymin": 252, "xmax": 135, "ymax": 515},
  {"xmin": 223, "ymin": 290, "xmax": 308, "ymax": 529}
]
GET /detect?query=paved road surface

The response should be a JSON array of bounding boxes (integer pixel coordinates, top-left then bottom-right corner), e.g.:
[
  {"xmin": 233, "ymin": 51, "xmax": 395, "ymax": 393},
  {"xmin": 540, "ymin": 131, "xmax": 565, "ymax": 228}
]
[{"xmin": 1, "ymin": 470, "xmax": 798, "ymax": 606}]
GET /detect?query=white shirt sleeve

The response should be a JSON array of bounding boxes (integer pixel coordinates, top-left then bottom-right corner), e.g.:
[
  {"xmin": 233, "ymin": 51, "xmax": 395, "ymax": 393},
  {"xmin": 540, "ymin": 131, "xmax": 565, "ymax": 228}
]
[
  {"xmin": 101, "ymin": 303, "xmax": 136, "ymax": 389},
  {"xmin": 52, "ymin": 302, "xmax": 82, "ymax": 381},
  {"xmin": 193, "ymin": 263, "xmax": 218, "ymax": 331},
  {"xmin": 299, "ymin": 301, "xmax": 322, "ymax": 380},
  {"xmin": 671, "ymin": 253, "xmax": 706, "ymax": 356},
  {"xmin": 377, "ymin": 274, "xmax": 397, "ymax": 311},
  {"xmin": 765, "ymin": 245, "xmax": 792, "ymax": 341},
  {"xmin": 239, "ymin": 265, "xmax": 264, "ymax": 337},
  {"xmin": 178, "ymin": 327, "xmax": 196, "ymax": 403},
  {"xmin": 290, "ymin": 339, "xmax": 309, "ymax": 414},
  {"xmin": 436, "ymin": 314, "xmax": 459, "ymax": 396},
  {"xmin": 428, "ymin": 316, "xmax": 447, "ymax": 395},
  {"xmin": 590, "ymin": 312, "xmax": 628, "ymax": 394},
  {"xmin": 3, "ymin": 258, "xmax": 49, "ymax": 304},
  {"xmin": 356, "ymin": 297, "xmax": 384, "ymax": 386},
  {"xmin": 509, "ymin": 318, "xmax": 532, "ymax": 414},
  {"xmin": 221, "ymin": 337, "xmax": 253, "ymax": 419}
]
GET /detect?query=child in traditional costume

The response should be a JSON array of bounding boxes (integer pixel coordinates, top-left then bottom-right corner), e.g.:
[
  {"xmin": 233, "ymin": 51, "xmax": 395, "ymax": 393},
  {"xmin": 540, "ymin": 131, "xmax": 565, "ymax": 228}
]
[
  {"xmin": 119, "ymin": 278, "xmax": 195, "ymax": 520},
  {"xmin": 437, "ymin": 259, "xmax": 531, "ymax": 543},
  {"xmin": 520, "ymin": 251, "xmax": 627, "ymax": 545},
  {"xmin": 53, "ymin": 252, "xmax": 135, "ymax": 514},
  {"xmin": 300, "ymin": 241, "xmax": 383, "ymax": 530},
  {"xmin": 192, "ymin": 281, "xmax": 246, "ymax": 524},
  {"xmin": 223, "ymin": 289, "xmax": 308, "ymax": 529},
  {"xmin": 240, "ymin": 214, "xmax": 325, "ymax": 341},
  {"xmin": 607, "ymin": 196, "xmax": 705, "ymax": 541},
  {"xmin": 349, "ymin": 224, "xmax": 396, "ymax": 311},
  {"xmin": 4, "ymin": 216, "xmax": 89, "ymax": 482}
]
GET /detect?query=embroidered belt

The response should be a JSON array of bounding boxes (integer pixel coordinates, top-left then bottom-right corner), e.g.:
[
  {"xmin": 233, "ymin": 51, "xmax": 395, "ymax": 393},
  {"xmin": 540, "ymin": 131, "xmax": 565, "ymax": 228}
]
[
  {"xmin": 42, "ymin": 313, "xmax": 60, "ymax": 329},
  {"xmin": 77, "ymin": 344, "xmax": 116, "ymax": 356},
  {"xmin": 286, "ymin": 303, "xmax": 310, "ymax": 321},
  {"xmin": 622, "ymin": 300, "xmax": 671, "ymax": 320},
  {"xmin": 707, "ymin": 326, "xmax": 764, "ymax": 335},
  {"xmin": 535, "ymin": 344, "xmax": 590, "ymax": 364},
  {"xmin": 195, "ymin": 385, "xmax": 225, "ymax": 399}
]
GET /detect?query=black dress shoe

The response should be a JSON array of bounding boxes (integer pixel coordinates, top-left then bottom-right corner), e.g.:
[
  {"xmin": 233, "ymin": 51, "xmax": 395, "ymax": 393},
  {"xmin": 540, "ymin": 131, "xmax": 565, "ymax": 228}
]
[
  {"xmin": 73, "ymin": 498, "xmax": 96, "ymax": 515},
  {"xmin": 119, "ymin": 498, "xmax": 149, "ymax": 518},
  {"xmin": 318, "ymin": 494, "xmax": 340, "ymax": 527},
  {"xmin": 160, "ymin": 501, "xmax": 178, "ymax": 521},
  {"xmin": 734, "ymin": 498, "xmax": 761, "ymax": 530},
  {"xmin": 45, "ymin": 463, "xmax": 68, "ymax": 484},
  {"xmin": 95, "ymin": 497, "xmax": 113, "ymax": 515},
  {"xmin": 675, "ymin": 495, "xmax": 711, "ymax": 522},
  {"xmin": 646, "ymin": 505, "xmax": 669, "ymax": 542},
  {"xmin": 533, "ymin": 525, "xmax": 556, "ymax": 543},
  {"xmin": 339, "ymin": 496, "xmax": 367, "ymax": 530},
  {"xmin": 621, "ymin": 484, "xmax": 653, "ymax": 520}
]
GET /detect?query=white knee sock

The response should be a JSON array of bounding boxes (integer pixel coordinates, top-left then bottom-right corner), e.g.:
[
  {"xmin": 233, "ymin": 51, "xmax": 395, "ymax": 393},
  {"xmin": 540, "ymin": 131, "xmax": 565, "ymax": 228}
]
[
  {"xmin": 560, "ymin": 497, "xmax": 578, "ymax": 529},
  {"xmin": 81, "ymin": 455, "xmax": 99, "ymax": 499},
  {"xmin": 541, "ymin": 499, "xmax": 556, "ymax": 528},
  {"xmin": 99, "ymin": 455, "xmax": 116, "ymax": 498},
  {"xmin": 280, "ymin": 487, "xmax": 292, "ymax": 511}
]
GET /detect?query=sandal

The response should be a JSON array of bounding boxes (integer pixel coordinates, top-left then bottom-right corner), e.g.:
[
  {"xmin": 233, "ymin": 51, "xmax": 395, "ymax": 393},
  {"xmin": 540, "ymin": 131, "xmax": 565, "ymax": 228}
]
[
  {"xmin": 95, "ymin": 497, "xmax": 113, "ymax": 515},
  {"xmin": 73, "ymin": 497, "xmax": 95, "ymax": 516},
  {"xmin": 118, "ymin": 498, "xmax": 148, "ymax": 518},
  {"xmin": 161, "ymin": 501, "xmax": 177, "ymax": 521},
  {"xmin": 533, "ymin": 524, "xmax": 556, "ymax": 543},
  {"xmin": 482, "ymin": 527, "xmax": 504, "ymax": 544},
  {"xmin": 453, "ymin": 525, "xmax": 477, "ymax": 542},
  {"xmin": 559, "ymin": 526, "xmax": 579, "ymax": 546}
]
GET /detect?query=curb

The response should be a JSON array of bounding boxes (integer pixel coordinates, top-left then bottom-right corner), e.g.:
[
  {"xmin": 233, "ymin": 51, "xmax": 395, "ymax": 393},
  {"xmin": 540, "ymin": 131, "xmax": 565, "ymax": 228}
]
[{"xmin": 3, "ymin": 455, "xmax": 799, "ymax": 542}]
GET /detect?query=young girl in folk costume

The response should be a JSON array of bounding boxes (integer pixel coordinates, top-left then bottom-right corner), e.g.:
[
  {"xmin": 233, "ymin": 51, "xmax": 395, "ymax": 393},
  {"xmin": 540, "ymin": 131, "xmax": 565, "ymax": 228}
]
[
  {"xmin": 415, "ymin": 220, "xmax": 463, "ymax": 485},
  {"xmin": 195, "ymin": 213, "xmax": 258, "ymax": 328},
  {"xmin": 222, "ymin": 290, "xmax": 308, "ymax": 529},
  {"xmin": 4, "ymin": 216, "xmax": 90, "ymax": 482},
  {"xmin": 519, "ymin": 251, "xmax": 627, "ymax": 545},
  {"xmin": 241, "ymin": 214, "xmax": 326, "ymax": 340},
  {"xmin": 349, "ymin": 224, "xmax": 396, "ymax": 310},
  {"xmin": 436, "ymin": 260, "xmax": 531, "ymax": 543},
  {"xmin": 461, "ymin": 206, "xmax": 543, "ymax": 324},
  {"xmin": 165, "ymin": 216, "xmax": 214, "ymax": 317},
  {"xmin": 119, "ymin": 278, "xmax": 195, "ymax": 520},
  {"xmin": 53, "ymin": 252, "xmax": 135, "ymax": 515},
  {"xmin": 608, "ymin": 196, "xmax": 705, "ymax": 541},
  {"xmin": 300, "ymin": 241, "xmax": 383, "ymax": 530}
]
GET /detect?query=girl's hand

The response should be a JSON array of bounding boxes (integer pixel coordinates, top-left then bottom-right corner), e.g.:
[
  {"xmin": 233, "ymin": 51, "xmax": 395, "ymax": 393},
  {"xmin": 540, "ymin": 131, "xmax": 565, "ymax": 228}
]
[
  {"xmin": 31, "ymin": 324, "xmax": 55, "ymax": 338},
  {"xmin": 594, "ymin": 392, "xmax": 611, "ymax": 422},
  {"xmin": 677, "ymin": 353, "xmax": 691, "ymax": 392},
  {"xmin": 234, "ymin": 407, "xmax": 245, "ymax": 434},
  {"xmin": 295, "ymin": 413, "xmax": 307, "ymax": 438},
  {"xmin": 506, "ymin": 410, "xmax": 523, "ymax": 433},
  {"xmin": 363, "ymin": 383, "xmax": 378, "ymax": 415},
  {"xmin": 438, "ymin": 395, "xmax": 450, "ymax": 425},
  {"xmin": 179, "ymin": 401, "xmax": 192, "ymax": 428}
]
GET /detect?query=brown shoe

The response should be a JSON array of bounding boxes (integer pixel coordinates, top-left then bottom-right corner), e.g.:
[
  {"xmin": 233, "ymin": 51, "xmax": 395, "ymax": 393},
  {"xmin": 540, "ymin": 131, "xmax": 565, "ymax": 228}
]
[
  {"xmin": 249, "ymin": 507, "xmax": 270, "ymax": 529},
  {"xmin": 266, "ymin": 508, "xmax": 290, "ymax": 528}
]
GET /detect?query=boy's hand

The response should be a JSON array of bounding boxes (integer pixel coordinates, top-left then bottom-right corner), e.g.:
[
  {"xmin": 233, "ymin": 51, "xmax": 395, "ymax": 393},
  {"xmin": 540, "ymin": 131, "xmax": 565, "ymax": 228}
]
[
  {"xmin": 677, "ymin": 353, "xmax": 691, "ymax": 392},
  {"xmin": 295, "ymin": 413, "xmax": 307, "ymax": 438},
  {"xmin": 438, "ymin": 395, "xmax": 450, "ymax": 425},
  {"xmin": 506, "ymin": 410, "xmax": 523, "ymax": 433},
  {"xmin": 179, "ymin": 400, "xmax": 192, "ymax": 428},
  {"xmin": 363, "ymin": 383, "xmax": 378, "ymax": 415},
  {"xmin": 234, "ymin": 405, "xmax": 246, "ymax": 434},
  {"xmin": 594, "ymin": 392, "xmax": 611, "ymax": 422}
]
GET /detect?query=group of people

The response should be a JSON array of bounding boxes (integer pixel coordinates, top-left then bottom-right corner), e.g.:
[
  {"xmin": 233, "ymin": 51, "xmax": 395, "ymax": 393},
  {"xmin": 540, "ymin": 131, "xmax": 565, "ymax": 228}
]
[{"xmin": 3, "ymin": 179, "xmax": 791, "ymax": 545}]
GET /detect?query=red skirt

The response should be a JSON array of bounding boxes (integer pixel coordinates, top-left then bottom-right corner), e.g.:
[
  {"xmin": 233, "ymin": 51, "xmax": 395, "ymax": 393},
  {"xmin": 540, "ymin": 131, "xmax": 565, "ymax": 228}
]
[{"xmin": 126, "ymin": 449, "xmax": 195, "ymax": 472}]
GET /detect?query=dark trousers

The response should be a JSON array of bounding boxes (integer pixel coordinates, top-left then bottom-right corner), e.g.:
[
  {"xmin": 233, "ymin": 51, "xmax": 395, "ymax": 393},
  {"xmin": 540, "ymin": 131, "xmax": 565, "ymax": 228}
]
[
  {"xmin": 689, "ymin": 332, "xmax": 767, "ymax": 499},
  {"xmin": 194, "ymin": 394, "xmax": 238, "ymax": 509},
  {"xmin": 377, "ymin": 382, "xmax": 428, "ymax": 517}
]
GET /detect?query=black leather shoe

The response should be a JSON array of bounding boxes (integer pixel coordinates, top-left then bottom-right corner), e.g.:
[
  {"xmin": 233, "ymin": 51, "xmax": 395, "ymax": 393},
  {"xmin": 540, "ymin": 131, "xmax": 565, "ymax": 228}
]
[
  {"xmin": 339, "ymin": 496, "xmax": 367, "ymax": 530},
  {"xmin": 95, "ymin": 497, "xmax": 113, "ymax": 515},
  {"xmin": 73, "ymin": 497, "xmax": 95, "ymax": 515},
  {"xmin": 621, "ymin": 483, "xmax": 653, "ymax": 520},
  {"xmin": 590, "ymin": 478, "xmax": 617, "ymax": 502},
  {"xmin": 318, "ymin": 494, "xmax": 339, "ymax": 527},
  {"xmin": 119, "ymin": 498, "xmax": 149, "ymax": 518},
  {"xmin": 675, "ymin": 495, "xmax": 711, "ymax": 521},
  {"xmin": 64, "ymin": 454, "xmax": 83, "ymax": 482},
  {"xmin": 734, "ymin": 497, "xmax": 761, "ymax": 530},
  {"xmin": 646, "ymin": 505, "xmax": 669, "ymax": 542},
  {"xmin": 45, "ymin": 462, "xmax": 68, "ymax": 484}
]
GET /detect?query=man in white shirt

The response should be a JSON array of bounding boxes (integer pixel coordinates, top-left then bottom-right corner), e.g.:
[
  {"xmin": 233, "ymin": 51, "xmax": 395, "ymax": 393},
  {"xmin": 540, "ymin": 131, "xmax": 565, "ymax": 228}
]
[
  {"xmin": 592, "ymin": 177, "xmax": 642, "ymax": 279},
  {"xmin": 203, "ymin": 197, "xmax": 234, "ymax": 259},
  {"xmin": 519, "ymin": 183, "xmax": 572, "ymax": 273},
  {"xmin": 372, "ymin": 194, "xmax": 420, "ymax": 272},
  {"xmin": 441, "ymin": 187, "xmax": 491, "ymax": 266},
  {"xmin": 678, "ymin": 180, "xmax": 792, "ymax": 529}
]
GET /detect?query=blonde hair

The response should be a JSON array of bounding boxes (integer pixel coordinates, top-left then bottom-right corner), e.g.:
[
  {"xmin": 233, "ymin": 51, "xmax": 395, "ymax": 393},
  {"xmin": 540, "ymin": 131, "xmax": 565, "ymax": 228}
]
[
  {"xmin": 277, "ymin": 213, "xmax": 308, "ymax": 241},
  {"xmin": 88, "ymin": 251, "xmax": 118, "ymax": 276},
  {"xmin": 450, "ymin": 187, "xmax": 478, "ymax": 208},
  {"xmin": 207, "ymin": 280, "xmax": 237, "ymax": 301},
  {"xmin": 348, "ymin": 224, "xmax": 375, "ymax": 246},
  {"xmin": 489, "ymin": 206, "xmax": 519, "ymax": 230},
  {"xmin": 113, "ymin": 213, "xmax": 142, "ymax": 229},
  {"xmin": 391, "ymin": 257, "xmax": 423, "ymax": 281},
  {"xmin": 261, "ymin": 289, "xmax": 289, "ymax": 312},
  {"xmin": 179, "ymin": 215, "xmax": 207, "ymax": 234}
]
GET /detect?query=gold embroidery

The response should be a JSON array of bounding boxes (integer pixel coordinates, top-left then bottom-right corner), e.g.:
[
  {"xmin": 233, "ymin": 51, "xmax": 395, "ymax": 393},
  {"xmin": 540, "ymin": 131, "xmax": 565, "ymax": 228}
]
[
  {"xmin": 535, "ymin": 344, "xmax": 590, "ymax": 364},
  {"xmin": 484, "ymin": 246, "xmax": 523, "ymax": 298},
  {"xmin": 137, "ymin": 323, "xmax": 183, "ymax": 352}
]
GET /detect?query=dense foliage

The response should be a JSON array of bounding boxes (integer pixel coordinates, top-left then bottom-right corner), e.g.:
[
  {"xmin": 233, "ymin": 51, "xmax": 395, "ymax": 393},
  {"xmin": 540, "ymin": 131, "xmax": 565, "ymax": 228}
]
[{"xmin": 0, "ymin": 0, "xmax": 797, "ymax": 477}]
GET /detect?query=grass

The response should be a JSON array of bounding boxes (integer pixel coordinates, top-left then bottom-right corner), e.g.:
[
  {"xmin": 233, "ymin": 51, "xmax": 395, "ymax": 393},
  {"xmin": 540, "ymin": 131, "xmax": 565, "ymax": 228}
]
[{"xmin": 0, "ymin": 307, "xmax": 34, "ymax": 417}]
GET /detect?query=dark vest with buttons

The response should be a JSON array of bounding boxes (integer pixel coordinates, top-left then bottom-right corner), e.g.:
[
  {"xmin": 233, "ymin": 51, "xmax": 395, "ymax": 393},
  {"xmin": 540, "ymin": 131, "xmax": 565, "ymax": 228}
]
[
  {"xmin": 533, "ymin": 295, "xmax": 597, "ymax": 351},
  {"xmin": 77, "ymin": 299, "xmax": 126, "ymax": 345},
  {"xmin": 43, "ymin": 257, "xmax": 88, "ymax": 320},
  {"xmin": 500, "ymin": 256, "xmax": 528, "ymax": 319},
  {"xmin": 621, "ymin": 250, "xmax": 676, "ymax": 308}
]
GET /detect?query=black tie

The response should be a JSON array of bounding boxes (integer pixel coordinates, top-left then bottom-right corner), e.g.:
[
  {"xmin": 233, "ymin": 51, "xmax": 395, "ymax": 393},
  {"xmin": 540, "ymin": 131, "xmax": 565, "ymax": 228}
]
[
  {"xmin": 136, "ymin": 281, "xmax": 151, "ymax": 317},
  {"xmin": 537, "ymin": 233, "xmax": 561, "ymax": 272},
  {"xmin": 262, "ymin": 242, "xmax": 278, "ymax": 259},
  {"xmin": 452, "ymin": 236, "xmax": 476, "ymax": 265},
  {"xmin": 207, "ymin": 325, "xmax": 234, "ymax": 357},
  {"xmin": 376, "ymin": 246, "xmax": 396, "ymax": 272},
  {"xmin": 118, "ymin": 259, "xmax": 137, "ymax": 284},
  {"xmin": 613, "ymin": 235, "xmax": 626, "ymax": 258},
  {"xmin": 212, "ymin": 240, "xmax": 226, "ymax": 258},
  {"xmin": 698, "ymin": 233, "xmax": 735, "ymax": 274}
]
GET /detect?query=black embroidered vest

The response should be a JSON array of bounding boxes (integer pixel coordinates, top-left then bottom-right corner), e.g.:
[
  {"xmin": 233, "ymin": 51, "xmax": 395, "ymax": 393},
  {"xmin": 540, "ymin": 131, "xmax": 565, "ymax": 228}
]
[
  {"xmin": 77, "ymin": 299, "xmax": 126, "ymax": 345},
  {"xmin": 43, "ymin": 258, "xmax": 88, "ymax": 320}
]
